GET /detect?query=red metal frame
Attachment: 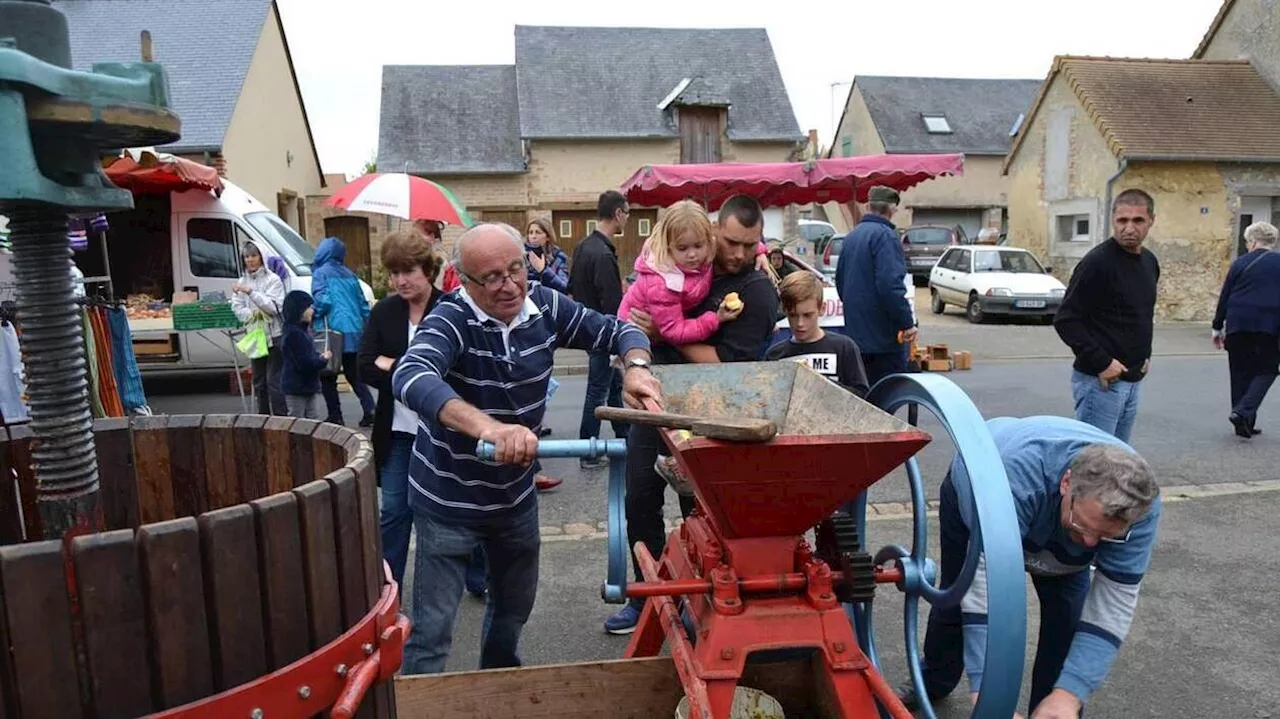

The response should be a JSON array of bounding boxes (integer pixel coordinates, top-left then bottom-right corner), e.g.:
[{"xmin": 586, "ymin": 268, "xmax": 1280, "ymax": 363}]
[
  {"xmin": 145, "ymin": 563, "xmax": 409, "ymax": 719},
  {"xmin": 624, "ymin": 516, "xmax": 913, "ymax": 719}
]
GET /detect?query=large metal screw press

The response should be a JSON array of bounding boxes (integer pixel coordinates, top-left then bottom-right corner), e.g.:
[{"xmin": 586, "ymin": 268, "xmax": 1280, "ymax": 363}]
[{"xmin": 0, "ymin": 0, "xmax": 178, "ymax": 539}]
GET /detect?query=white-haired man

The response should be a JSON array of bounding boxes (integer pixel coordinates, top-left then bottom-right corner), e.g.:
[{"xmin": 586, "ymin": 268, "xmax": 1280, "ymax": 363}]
[
  {"xmin": 392, "ymin": 223, "xmax": 661, "ymax": 675},
  {"xmin": 899, "ymin": 415, "xmax": 1161, "ymax": 719}
]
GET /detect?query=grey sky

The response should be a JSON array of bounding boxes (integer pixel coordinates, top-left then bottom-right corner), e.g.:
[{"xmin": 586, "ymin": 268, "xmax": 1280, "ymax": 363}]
[{"xmin": 276, "ymin": 0, "xmax": 1224, "ymax": 176}]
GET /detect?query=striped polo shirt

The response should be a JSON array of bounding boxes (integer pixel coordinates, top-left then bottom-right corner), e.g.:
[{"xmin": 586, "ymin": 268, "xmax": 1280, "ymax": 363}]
[{"xmin": 392, "ymin": 283, "xmax": 649, "ymax": 523}]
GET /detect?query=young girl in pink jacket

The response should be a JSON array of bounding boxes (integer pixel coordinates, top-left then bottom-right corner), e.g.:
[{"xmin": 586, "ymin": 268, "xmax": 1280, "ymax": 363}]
[{"xmin": 617, "ymin": 200, "xmax": 755, "ymax": 347}]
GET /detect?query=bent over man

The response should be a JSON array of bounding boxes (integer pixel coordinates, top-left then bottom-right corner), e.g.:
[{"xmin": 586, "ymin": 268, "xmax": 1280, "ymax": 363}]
[{"xmin": 900, "ymin": 415, "xmax": 1161, "ymax": 719}]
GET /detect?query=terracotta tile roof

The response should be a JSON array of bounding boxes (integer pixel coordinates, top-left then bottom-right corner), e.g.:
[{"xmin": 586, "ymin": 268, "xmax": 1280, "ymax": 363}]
[
  {"xmin": 1004, "ymin": 56, "xmax": 1280, "ymax": 172},
  {"xmin": 1193, "ymin": 0, "xmax": 1236, "ymax": 58}
]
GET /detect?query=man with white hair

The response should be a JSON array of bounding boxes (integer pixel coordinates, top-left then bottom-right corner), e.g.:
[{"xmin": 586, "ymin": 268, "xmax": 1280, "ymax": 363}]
[
  {"xmin": 392, "ymin": 222, "xmax": 660, "ymax": 674},
  {"xmin": 1212, "ymin": 220, "xmax": 1280, "ymax": 437},
  {"xmin": 899, "ymin": 415, "xmax": 1161, "ymax": 719}
]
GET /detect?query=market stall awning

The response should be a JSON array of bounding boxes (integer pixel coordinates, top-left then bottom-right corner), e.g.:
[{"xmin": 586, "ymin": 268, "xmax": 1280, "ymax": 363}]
[
  {"xmin": 103, "ymin": 150, "xmax": 224, "ymax": 195},
  {"xmin": 619, "ymin": 154, "xmax": 964, "ymax": 210}
]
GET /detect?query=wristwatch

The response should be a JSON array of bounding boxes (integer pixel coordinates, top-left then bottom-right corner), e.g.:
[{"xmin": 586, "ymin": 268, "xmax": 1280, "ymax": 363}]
[{"xmin": 624, "ymin": 356, "xmax": 652, "ymax": 372}]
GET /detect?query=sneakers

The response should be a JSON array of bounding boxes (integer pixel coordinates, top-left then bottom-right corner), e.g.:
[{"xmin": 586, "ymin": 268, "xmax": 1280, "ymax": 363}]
[
  {"xmin": 654, "ymin": 454, "xmax": 695, "ymax": 497},
  {"xmin": 894, "ymin": 682, "xmax": 948, "ymax": 711},
  {"xmin": 579, "ymin": 456, "xmax": 608, "ymax": 470},
  {"xmin": 603, "ymin": 603, "xmax": 641, "ymax": 634},
  {"xmin": 534, "ymin": 474, "xmax": 563, "ymax": 492},
  {"xmin": 358, "ymin": 414, "xmax": 375, "ymax": 428}
]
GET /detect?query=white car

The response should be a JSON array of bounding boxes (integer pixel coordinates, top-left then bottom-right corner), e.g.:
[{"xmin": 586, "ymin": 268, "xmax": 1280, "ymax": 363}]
[{"xmin": 929, "ymin": 245, "xmax": 1065, "ymax": 324}]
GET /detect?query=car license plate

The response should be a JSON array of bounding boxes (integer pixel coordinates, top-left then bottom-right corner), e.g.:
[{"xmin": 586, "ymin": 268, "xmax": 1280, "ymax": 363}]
[{"xmin": 1016, "ymin": 300, "xmax": 1046, "ymax": 309}]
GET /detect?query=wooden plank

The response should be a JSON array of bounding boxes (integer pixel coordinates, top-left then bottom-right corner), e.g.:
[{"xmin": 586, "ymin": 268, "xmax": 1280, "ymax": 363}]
[
  {"xmin": 0, "ymin": 540, "xmax": 83, "ymax": 718},
  {"xmin": 0, "ymin": 429, "xmax": 24, "ymax": 545},
  {"xmin": 350, "ymin": 450, "xmax": 382, "ymax": 607},
  {"xmin": 393, "ymin": 656, "xmax": 819, "ymax": 719},
  {"xmin": 289, "ymin": 419, "xmax": 319, "ymax": 488},
  {"xmin": 198, "ymin": 504, "xmax": 268, "ymax": 691},
  {"xmin": 6, "ymin": 425, "xmax": 38, "ymax": 541},
  {"xmin": 234, "ymin": 415, "xmax": 269, "ymax": 503},
  {"xmin": 166, "ymin": 415, "xmax": 208, "ymax": 518},
  {"xmin": 343, "ymin": 433, "xmax": 366, "ymax": 463},
  {"xmin": 137, "ymin": 518, "xmax": 214, "ymax": 708},
  {"xmin": 263, "ymin": 417, "xmax": 296, "ymax": 496},
  {"xmin": 326, "ymin": 469, "xmax": 367, "ymax": 626},
  {"xmin": 73, "ymin": 529, "xmax": 154, "ymax": 717},
  {"xmin": 201, "ymin": 416, "xmax": 239, "ymax": 510},
  {"xmin": 94, "ymin": 417, "xmax": 138, "ymax": 531},
  {"xmin": 131, "ymin": 415, "xmax": 174, "ymax": 524},
  {"xmin": 310, "ymin": 423, "xmax": 342, "ymax": 479},
  {"xmin": 251, "ymin": 493, "xmax": 311, "ymax": 670},
  {"xmin": 293, "ymin": 480, "xmax": 343, "ymax": 649}
]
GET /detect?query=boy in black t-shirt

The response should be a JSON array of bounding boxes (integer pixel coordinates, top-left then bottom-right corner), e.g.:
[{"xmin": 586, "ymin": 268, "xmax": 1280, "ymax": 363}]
[{"xmin": 766, "ymin": 271, "xmax": 870, "ymax": 397}]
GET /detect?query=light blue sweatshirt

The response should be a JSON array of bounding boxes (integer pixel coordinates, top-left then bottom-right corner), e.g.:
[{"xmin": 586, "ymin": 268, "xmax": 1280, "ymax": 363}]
[{"xmin": 954, "ymin": 416, "xmax": 1161, "ymax": 703}]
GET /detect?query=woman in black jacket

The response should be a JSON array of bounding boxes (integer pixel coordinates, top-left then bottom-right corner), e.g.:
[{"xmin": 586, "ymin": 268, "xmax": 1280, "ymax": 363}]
[
  {"xmin": 1212, "ymin": 221, "xmax": 1280, "ymax": 438},
  {"xmin": 357, "ymin": 229, "xmax": 488, "ymax": 596}
]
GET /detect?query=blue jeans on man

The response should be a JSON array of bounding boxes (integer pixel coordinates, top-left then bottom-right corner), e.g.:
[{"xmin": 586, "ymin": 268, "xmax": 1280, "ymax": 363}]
[
  {"xmin": 578, "ymin": 349, "xmax": 629, "ymax": 448},
  {"xmin": 918, "ymin": 478, "xmax": 1091, "ymax": 716},
  {"xmin": 1070, "ymin": 369, "xmax": 1142, "ymax": 443},
  {"xmin": 380, "ymin": 432, "xmax": 486, "ymax": 594},
  {"xmin": 402, "ymin": 501, "xmax": 540, "ymax": 674}
]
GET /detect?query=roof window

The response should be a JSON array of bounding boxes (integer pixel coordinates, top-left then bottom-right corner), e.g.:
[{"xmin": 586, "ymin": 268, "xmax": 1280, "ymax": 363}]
[{"xmin": 923, "ymin": 114, "xmax": 952, "ymax": 134}]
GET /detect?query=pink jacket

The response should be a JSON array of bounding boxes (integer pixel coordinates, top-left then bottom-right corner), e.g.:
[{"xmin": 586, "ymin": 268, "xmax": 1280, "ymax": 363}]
[{"xmin": 617, "ymin": 254, "xmax": 719, "ymax": 346}]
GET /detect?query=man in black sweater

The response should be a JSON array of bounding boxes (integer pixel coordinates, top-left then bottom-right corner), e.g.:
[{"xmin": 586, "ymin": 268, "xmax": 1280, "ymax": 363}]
[
  {"xmin": 569, "ymin": 190, "xmax": 631, "ymax": 468},
  {"xmin": 1054, "ymin": 188, "xmax": 1160, "ymax": 444},
  {"xmin": 602, "ymin": 194, "xmax": 779, "ymax": 634}
]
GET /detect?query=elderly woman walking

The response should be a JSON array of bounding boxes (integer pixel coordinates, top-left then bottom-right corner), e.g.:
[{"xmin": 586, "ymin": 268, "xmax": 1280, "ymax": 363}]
[
  {"xmin": 1212, "ymin": 221, "xmax": 1280, "ymax": 438},
  {"xmin": 232, "ymin": 241, "xmax": 286, "ymax": 415}
]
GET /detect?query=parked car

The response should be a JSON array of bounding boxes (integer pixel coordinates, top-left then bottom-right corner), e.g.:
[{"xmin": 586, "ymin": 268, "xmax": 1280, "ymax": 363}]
[
  {"xmin": 929, "ymin": 245, "xmax": 1064, "ymax": 324},
  {"xmin": 768, "ymin": 249, "xmax": 916, "ymax": 341},
  {"xmin": 815, "ymin": 233, "xmax": 844, "ymax": 279},
  {"xmin": 902, "ymin": 224, "xmax": 967, "ymax": 283},
  {"xmin": 798, "ymin": 219, "xmax": 837, "ymax": 244}
]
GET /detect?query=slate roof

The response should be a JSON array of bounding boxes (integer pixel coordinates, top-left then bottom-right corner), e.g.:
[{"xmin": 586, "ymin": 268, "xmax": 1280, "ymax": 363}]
[
  {"xmin": 849, "ymin": 76, "xmax": 1042, "ymax": 155},
  {"xmin": 55, "ymin": 0, "xmax": 272, "ymax": 153},
  {"xmin": 377, "ymin": 65, "xmax": 525, "ymax": 175},
  {"xmin": 512, "ymin": 26, "xmax": 802, "ymax": 142},
  {"xmin": 1005, "ymin": 56, "xmax": 1280, "ymax": 171}
]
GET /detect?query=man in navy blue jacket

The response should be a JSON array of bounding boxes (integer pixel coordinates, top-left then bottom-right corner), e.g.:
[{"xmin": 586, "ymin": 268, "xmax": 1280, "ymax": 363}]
[
  {"xmin": 1212, "ymin": 221, "xmax": 1280, "ymax": 437},
  {"xmin": 835, "ymin": 186, "xmax": 918, "ymax": 385},
  {"xmin": 392, "ymin": 223, "xmax": 660, "ymax": 675}
]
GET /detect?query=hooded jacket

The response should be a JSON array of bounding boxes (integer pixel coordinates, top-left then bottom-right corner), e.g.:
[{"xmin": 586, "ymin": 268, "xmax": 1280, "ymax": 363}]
[
  {"xmin": 312, "ymin": 237, "xmax": 370, "ymax": 349},
  {"xmin": 230, "ymin": 241, "xmax": 285, "ymax": 340},
  {"xmin": 280, "ymin": 290, "xmax": 327, "ymax": 395},
  {"xmin": 616, "ymin": 251, "xmax": 719, "ymax": 346}
]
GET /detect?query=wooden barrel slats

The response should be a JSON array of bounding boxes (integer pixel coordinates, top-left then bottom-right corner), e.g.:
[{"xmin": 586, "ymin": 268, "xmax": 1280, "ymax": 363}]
[{"xmin": 0, "ymin": 416, "xmax": 384, "ymax": 718}]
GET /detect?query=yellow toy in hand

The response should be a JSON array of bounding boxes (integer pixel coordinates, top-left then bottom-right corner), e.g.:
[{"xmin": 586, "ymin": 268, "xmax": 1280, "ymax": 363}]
[{"xmin": 723, "ymin": 292, "xmax": 743, "ymax": 312}]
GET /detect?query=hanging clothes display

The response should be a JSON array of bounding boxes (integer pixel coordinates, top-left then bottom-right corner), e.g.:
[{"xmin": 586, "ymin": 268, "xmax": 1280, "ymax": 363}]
[
  {"xmin": 81, "ymin": 310, "xmax": 106, "ymax": 419},
  {"xmin": 0, "ymin": 317, "xmax": 29, "ymax": 423},
  {"xmin": 106, "ymin": 306, "xmax": 148, "ymax": 414},
  {"xmin": 89, "ymin": 307, "xmax": 123, "ymax": 417}
]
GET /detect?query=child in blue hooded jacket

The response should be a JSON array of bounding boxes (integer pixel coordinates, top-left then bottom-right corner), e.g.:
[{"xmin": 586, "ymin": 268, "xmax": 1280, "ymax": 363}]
[
  {"xmin": 312, "ymin": 236, "xmax": 377, "ymax": 426},
  {"xmin": 281, "ymin": 290, "xmax": 331, "ymax": 419}
]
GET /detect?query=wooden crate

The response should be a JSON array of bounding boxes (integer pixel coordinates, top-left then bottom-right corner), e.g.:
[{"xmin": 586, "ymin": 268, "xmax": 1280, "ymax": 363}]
[
  {"xmin": 924, "ymin": 358, "xmax": 953, "ymax": 372},
  {"xmin": 954, "ymin": 350, "xmax": 973, "ymax": 370}
]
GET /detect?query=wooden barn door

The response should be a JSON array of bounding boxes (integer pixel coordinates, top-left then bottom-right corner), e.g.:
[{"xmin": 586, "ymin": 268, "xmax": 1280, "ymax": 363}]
[{"xmin": 323, "ymin": 216, "xmax": 372, "ymax": 283}]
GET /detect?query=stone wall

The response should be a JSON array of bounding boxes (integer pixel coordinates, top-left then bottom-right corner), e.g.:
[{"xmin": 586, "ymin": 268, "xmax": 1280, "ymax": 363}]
[{"xmin": 1198, "ymin": 0, "xmax": 1280, "ymax": 91}]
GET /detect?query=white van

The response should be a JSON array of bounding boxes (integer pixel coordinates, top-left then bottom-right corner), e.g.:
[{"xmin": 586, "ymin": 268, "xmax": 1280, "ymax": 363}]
[{"xmin": 82, "ymin": 178, "xmax": 373, "ymax": 375}]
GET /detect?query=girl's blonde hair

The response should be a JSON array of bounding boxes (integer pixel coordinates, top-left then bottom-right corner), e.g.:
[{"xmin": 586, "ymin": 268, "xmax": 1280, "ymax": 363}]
[{"xmin": 644, "ymin": 199, "xmax": 714, "ymax": 273}]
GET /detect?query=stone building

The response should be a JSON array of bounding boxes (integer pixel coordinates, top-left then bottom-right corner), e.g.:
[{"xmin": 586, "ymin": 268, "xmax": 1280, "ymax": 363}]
[
  {"xmin": 825, "ymin": 76, "xmax": 1040, "ymax": 236},
  {"xmin": 1002, "ymin": 56, "xmax": 1280, "ymax": 320},
  {"xmin": 57, "ymin": 0, "xmax": 326, "ymax": 234},
  {"xmin": 377, "ymin": 25, "xmax": 806, "ymax": 275}
]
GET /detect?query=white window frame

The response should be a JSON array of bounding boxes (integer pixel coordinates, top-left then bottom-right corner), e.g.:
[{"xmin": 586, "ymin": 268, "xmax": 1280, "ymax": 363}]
[
  {"xmin": 638, "ymin": 218, "xmax": 652, "ymax": 236},
  {"xmin": 1049, "ymin": 199, "xmax": 1100, "ymax": 259},
  {"xmin": 586, "ymin": 220, "xmax": 597, "ymax": 234},
  {"xmin": 923, "ymin": 114, "xmax": 952, "ymax": 134},
  {"xmin": 559, "ymin": 220, "xmax": 572, "ymax": 238}
]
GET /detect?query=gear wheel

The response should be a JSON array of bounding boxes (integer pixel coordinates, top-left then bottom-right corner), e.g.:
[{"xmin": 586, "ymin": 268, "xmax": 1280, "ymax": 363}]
[{"xmin": 814, "ymin": 511, "xmax": 877, "ymax": 603}]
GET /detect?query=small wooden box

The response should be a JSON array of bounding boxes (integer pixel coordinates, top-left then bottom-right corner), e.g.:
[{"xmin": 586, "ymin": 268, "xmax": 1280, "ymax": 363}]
[
  {"xmin": 924, "ymin": 359, "xmax": 952, "ymax": 372},
  {"xmin": 927, "ymin": 344, "xmax": 950, "ymax": 361},
  {"xmin": 953, "ymin": 351, "xmax": 973, "ymax": 370}
]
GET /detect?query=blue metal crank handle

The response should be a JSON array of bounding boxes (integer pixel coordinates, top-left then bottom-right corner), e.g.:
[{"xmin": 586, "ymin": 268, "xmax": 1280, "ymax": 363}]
[
  {"xmin": 474, "ymin": 438, "xmax": 630, "ymax": 604},
  {"xmin": 862, "ymin": 372, "xmax": 1027, "ymax": 719},
  {"xmin": 474, "ymin": 438, "xmax": 627, "ymax": 460}
]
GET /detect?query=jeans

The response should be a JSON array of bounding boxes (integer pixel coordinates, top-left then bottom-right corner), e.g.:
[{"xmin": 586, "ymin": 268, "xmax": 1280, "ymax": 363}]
[
  {"xmin": 320, "ymin": 351, "xmax": 377, "ymax": 424},
  {"xmin": 862, "ymin": 345, "xmax": 908, "ymax": 387},
  {"xmin": 402, "ymin": 502, "xmax": 540, "ymax": 675},
  {"xmin": 622, "ymin": 422, "xmax": 695, "ymax": 610},
  {"xmin": 1070, "ymin": 369, "xmax": 1142, "ymax": 443},
  {"xmin": 920, "ymin": 478, "xmax": 1092, "ymax": 716},
  {"xmin": 1226, "ymin": 332, "xmax": 1279, "ymax": 427},
  {"xmin": 380, "ymin": 433, "xmax": 487, "ymax": 592},
  {"xmin": 251, "ymin": 345, "xmax": 286, "ymax": 415},
  {"xmin": 579, "ymin": 349, "xmax": 629, "ymax": 440},
  {"xmin": 285, "ymin": 393, "xmax": 319, "ymax": 419}
]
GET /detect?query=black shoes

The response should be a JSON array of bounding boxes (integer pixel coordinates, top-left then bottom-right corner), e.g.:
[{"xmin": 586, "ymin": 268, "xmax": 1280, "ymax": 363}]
[
  {"xmin": 1230, "ymin": 413, "xmax": 1254, "ymax": 439},
  {"xmin": 894, "ymin": 683, "xmax": 949, "ymax": 711}
]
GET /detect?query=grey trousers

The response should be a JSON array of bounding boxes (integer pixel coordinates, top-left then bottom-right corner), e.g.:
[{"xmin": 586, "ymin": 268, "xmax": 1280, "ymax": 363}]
[{"xmin": 286, "ymin": 393, "xmax": 320, "ymax": 419}]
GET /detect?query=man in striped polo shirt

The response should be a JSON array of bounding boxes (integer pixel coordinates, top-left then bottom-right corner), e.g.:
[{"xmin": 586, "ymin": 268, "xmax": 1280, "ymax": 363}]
[{"xmin": 392, "ymin": 223, "xmax": 660, "ymax": 675}]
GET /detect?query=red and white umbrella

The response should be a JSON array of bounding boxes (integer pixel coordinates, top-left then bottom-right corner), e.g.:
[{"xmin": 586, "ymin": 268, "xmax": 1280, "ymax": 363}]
[{"xmin": 324, "ymin": 172, "xmax": 475, "ymax": 226}]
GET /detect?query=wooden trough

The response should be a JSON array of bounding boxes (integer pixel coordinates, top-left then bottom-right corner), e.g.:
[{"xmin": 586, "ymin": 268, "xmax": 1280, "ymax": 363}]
[{"xmin": 0, "ymin": 415, "xmax": 400, "ymax": 719}]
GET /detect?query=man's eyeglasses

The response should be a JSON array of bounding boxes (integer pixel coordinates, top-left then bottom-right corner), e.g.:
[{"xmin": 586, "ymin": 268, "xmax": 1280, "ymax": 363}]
[
  {"xmin": 461, "ymin": 263, "xmax": 526, "ymax": 291},
  {"xmin": 1068, "ymin": 496, "xmax": 1131, "ymax": 544}
]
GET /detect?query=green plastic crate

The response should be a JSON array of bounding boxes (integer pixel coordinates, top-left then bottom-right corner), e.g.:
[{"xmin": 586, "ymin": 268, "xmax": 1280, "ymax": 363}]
[{"xmin": 172, "ymin": 301, "xmax": 241, "ymax": 331}]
